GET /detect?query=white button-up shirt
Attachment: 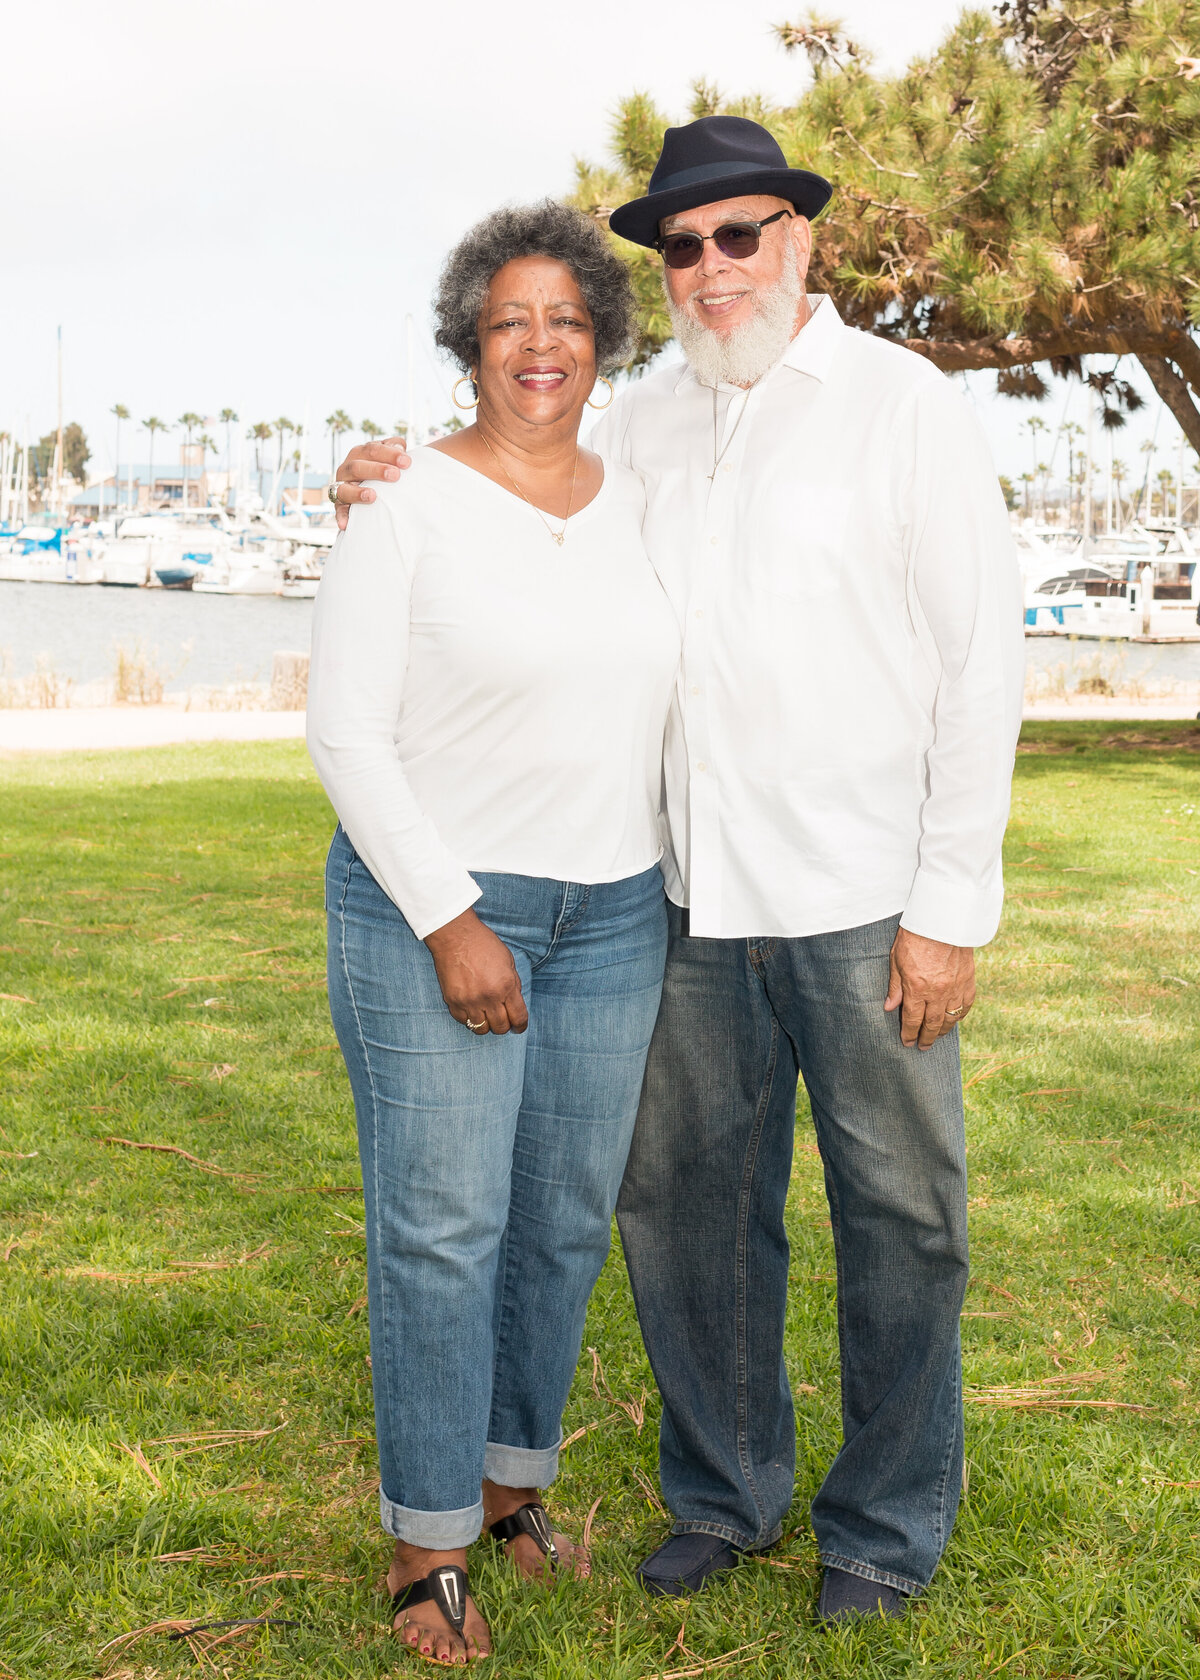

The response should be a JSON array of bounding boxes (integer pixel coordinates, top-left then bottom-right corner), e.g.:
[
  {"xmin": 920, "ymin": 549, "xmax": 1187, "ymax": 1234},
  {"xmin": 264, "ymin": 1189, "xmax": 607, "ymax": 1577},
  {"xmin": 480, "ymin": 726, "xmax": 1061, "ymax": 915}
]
[{"xmin": 593, "ymin": 295, "xmax": 1024, "ymax": 947}]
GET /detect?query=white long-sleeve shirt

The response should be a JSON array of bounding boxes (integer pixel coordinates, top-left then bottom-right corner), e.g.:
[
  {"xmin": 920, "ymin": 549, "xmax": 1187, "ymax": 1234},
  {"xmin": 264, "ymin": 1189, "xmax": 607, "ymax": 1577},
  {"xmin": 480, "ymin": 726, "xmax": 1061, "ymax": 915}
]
[
  {"xmin": 306, "ymin": 448, "xmax": 680, "ymax": 939},
  {"xmin": 593, "ymin": 295, "xmax": 1025, "ymax": 947}
]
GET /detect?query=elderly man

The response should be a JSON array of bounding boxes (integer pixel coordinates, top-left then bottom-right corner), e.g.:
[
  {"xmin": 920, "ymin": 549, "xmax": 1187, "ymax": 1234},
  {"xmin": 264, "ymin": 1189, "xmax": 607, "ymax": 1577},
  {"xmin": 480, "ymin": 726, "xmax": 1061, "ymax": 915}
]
[{"xmin": 332, "ymin": 115, "xmax": 1024, "ymax": 1623}]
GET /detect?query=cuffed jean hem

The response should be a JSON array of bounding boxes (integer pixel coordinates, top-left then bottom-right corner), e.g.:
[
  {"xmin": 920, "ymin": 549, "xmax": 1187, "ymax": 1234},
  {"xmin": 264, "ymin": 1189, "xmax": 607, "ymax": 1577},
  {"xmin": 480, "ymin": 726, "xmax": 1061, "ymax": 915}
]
[
  {"xmin": 670, "ymin": 1519, "xmax": 784, "ymax": 1553},
  {"xmin": 820, "ymin": 1552, "xmax": 926, "ymax": 1598},
  {"xmin": 482, "ymin": 1438, "xmax": 561, "ymax": 1490},
  {"xmin": 380, "ymin": 1488, "xmax": 484, "ymax": 1549}
]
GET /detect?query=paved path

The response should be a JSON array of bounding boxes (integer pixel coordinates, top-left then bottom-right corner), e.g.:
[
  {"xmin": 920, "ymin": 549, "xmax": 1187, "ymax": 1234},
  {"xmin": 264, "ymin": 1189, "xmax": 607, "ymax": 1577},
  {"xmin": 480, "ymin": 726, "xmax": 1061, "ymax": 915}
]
[
  {"xmin": 1023, "ymin": 694, "xmax": 1200, "ymax": 720},
  {"xmin": 2, "ymin": 694, "xmax": 1197, "ymax": 755},
  {"xmin": 0, "ymin": 707, "xmax": 307, "ymax": 754}
]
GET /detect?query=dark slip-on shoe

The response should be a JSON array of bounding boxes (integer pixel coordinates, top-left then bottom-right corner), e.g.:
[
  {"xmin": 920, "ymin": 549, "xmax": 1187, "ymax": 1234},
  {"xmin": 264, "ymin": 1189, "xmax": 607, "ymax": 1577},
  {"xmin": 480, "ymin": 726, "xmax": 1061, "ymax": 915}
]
[
  {"xmin": 635, "ymin": 1532, "xmax": 746, "ymax": 1597},
  {"xmin": 816, "ymin": 1565, "xmax": 907, "ymax": 1623}
]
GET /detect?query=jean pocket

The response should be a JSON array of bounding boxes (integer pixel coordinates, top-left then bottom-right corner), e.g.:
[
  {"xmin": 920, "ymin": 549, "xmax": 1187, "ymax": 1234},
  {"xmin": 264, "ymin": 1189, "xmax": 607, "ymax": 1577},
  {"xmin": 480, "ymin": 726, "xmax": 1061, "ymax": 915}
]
[{"xmin": 323, "ymin": 824, "xmax": 352, "ymax": 914}]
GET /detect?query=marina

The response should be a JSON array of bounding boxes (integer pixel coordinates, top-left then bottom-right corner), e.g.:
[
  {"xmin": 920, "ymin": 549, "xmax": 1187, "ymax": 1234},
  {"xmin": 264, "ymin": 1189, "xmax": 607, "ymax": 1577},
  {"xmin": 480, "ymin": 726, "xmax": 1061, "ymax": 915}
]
[
  {"xmin": 2, "ymin": 577, "xmax": 1198, "ymax": 718},
  {"xmin": 0, "ymin": 507, "xmax": 334, "ymax": 597}
]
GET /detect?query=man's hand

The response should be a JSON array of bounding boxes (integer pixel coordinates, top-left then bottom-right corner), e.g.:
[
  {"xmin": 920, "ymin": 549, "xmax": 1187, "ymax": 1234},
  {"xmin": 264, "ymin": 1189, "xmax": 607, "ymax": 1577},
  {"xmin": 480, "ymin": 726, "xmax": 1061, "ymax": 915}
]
[
  {"xmin": 884, "ymin": 927, "xmax": 975, "ymax": 1050},
  {"xmin": 424, "ymin": 907, "xmax": 528, "ymax": 1036},
  {"xmin": 331, "ymin": 437, "xmax": 412, "ymax": 530}
]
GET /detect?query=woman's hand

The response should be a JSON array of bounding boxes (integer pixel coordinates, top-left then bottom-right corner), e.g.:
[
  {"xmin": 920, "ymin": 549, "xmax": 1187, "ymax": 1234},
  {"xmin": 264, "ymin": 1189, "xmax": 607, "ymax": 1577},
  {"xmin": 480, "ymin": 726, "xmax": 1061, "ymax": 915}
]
[{"xmin": 424, "ymin": 908, "xmax": 529, "ymax": 1036}]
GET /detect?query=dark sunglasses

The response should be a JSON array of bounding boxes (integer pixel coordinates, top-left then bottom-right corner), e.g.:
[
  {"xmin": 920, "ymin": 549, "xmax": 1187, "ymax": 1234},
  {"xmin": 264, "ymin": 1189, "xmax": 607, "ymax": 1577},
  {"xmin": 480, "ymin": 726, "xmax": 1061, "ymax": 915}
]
[{"xmin": 655, "ymin": 209, "xmax": 792, "ymax": 269}]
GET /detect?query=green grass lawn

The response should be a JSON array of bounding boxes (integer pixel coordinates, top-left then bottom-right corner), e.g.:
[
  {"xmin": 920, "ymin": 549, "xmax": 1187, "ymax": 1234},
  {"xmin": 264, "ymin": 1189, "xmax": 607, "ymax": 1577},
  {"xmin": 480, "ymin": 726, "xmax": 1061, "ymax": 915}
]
[{"xmin": 1, "ymin": 724, "xmax": 1198, "ymax": 1680}]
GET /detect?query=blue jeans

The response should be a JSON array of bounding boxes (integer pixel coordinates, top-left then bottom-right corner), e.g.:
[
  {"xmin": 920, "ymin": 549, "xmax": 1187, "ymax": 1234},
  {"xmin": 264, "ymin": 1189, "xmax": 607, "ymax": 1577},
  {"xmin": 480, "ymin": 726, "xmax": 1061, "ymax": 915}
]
[
  {"xmin": 617, "ymin": 907, "xmax": 967, "ymax": 1596},
  {"xmin": 325, "ymin": 827, "xmax": 667, "ymax": 1549}
]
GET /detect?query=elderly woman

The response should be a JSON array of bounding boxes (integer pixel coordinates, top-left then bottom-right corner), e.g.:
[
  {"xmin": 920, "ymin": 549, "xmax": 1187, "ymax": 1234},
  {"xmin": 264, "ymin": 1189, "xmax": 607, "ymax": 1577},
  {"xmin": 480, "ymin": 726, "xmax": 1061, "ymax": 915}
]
[{"xmin": 306, "ymin": 200, "xmax": 679, "ymax": 1667}]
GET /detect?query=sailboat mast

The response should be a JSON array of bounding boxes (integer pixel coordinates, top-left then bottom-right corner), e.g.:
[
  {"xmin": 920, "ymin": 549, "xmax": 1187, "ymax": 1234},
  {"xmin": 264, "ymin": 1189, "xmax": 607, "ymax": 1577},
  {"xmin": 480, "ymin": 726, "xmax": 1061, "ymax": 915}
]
[
  {"xmin": 405, "ymin": 313, "xmax": 415, "ymax": 451},
  {"xmin": 1082, "ymin": 367, "xmax": 1093, "ymax": 546},
  {"xmin": 20, "ymin": 418, "xmax": 30, "ymax": 525},
  {"xmin": 295, "ymin": 406, "xmax": 309, "ymax": 527},
  {"xmin": 54, "ymin": 325, "xmax": 64, "ymax": 517}
]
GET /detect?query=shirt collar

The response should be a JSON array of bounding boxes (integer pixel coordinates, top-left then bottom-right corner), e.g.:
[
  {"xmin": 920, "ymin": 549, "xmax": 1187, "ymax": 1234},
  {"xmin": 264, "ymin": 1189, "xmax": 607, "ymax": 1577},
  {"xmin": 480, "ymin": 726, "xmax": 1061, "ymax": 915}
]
[{"xmin": 671, "ymin": 294, "xmax": 844, "ymax": 396}]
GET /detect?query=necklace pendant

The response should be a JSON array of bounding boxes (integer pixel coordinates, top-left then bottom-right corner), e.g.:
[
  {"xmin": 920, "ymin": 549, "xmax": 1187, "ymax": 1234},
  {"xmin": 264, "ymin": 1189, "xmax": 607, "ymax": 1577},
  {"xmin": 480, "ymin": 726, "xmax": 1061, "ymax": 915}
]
[{"xmin": 553, "ymin": 532, "xmax": 565, "ymax": 547}]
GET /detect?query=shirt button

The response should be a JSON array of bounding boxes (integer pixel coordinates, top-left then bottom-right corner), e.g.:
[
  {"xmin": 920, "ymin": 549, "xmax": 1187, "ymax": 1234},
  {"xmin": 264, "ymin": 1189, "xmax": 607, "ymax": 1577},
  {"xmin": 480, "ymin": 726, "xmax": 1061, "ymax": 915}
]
[
  {"xmin": 690, "ymin": 685, "xmax": 700, "ymax": 695},
  {"xmin": 696, "ymin": 762, "xmax": 707, "ymax": 773},
  {"xmin": 722, "ymin": 463, "xmax": 732, "ymax": 473},
  {"xmin": 709, "ymin": 536, "xmax": 718, "ymax": 546},
  {"xmin": 694, "ymin": 609, "xmax": 704, "ymax": 618}
]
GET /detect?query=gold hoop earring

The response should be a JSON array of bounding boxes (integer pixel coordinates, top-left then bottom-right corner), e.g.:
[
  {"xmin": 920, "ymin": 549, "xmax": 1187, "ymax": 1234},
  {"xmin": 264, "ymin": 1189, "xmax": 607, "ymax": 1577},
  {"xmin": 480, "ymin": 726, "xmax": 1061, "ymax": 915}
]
[
  {"xmin": 586, "ymin": 376, "xmax": 614, "ymax": 410},
  {"xmin": 452, "ymin": 376, "xmax": 479, "ymax": 410}
]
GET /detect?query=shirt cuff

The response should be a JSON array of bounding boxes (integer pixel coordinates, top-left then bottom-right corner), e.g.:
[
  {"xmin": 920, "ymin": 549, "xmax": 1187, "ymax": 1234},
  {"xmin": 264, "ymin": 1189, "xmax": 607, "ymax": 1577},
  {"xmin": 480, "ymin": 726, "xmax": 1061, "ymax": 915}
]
[
  {"xmin": 900, "ymin": 870, "xmax": 1003, "ymax": 949},
  {"xmin": 403, "ymin": 874, "xmax": 483, "ymax": 942}
]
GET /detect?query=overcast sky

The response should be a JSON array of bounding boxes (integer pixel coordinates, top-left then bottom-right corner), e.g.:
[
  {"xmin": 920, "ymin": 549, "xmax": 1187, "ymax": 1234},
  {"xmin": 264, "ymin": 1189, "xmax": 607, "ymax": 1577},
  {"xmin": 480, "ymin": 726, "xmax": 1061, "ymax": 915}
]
[{"xmin": 1, "ymin": 0, "xmax": 1189, "ymax": 494}]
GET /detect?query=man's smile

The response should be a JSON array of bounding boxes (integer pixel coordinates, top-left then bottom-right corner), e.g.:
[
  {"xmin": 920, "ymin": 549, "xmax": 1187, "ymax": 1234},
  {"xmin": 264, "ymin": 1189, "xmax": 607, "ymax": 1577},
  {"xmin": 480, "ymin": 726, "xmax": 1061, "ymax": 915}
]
[{"xmin": 695, "ymin": 290, "xmax": 751, "ymax": 318}]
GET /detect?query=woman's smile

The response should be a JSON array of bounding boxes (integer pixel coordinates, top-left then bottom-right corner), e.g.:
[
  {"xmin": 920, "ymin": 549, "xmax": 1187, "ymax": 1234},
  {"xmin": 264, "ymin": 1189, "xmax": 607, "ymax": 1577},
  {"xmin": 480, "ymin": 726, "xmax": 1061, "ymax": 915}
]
[{"xmin": 514, "ymin": 365, "xmax": 568, "ymax": 390}]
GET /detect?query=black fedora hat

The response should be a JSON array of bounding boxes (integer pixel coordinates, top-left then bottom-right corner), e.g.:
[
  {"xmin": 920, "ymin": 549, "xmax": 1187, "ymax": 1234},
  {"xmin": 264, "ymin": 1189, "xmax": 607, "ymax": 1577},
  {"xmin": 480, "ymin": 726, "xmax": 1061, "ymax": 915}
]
[{"xmin": 608, "ymin": 115, "xmax": 832, "ymax": 250}]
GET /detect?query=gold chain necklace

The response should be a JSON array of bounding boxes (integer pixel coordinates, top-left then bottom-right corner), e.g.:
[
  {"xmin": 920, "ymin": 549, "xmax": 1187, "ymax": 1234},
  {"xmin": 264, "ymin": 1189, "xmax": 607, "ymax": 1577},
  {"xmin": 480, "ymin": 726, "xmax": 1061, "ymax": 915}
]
[
  {"xmin": 479, "ymin": 430, "xmax": 579, "ymax": 547},
  {"xmin": 709, "ymin": 379, "xmax": 761, "ymax": 481}
]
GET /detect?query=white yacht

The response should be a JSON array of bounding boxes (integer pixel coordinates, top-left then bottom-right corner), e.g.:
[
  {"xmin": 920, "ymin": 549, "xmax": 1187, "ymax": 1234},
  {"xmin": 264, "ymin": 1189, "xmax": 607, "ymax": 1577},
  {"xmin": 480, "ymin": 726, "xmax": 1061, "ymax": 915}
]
[
  {"xmin": 192, "ymin": 549, "xmax": 284, "ymax": 595},
  {"xmin": 1023, "ymin": 525, "xmax": 1199, "ymax": 639},
  {"xmin": 0, "ymin": 525, "xmax": 106, "ymax": 585}
]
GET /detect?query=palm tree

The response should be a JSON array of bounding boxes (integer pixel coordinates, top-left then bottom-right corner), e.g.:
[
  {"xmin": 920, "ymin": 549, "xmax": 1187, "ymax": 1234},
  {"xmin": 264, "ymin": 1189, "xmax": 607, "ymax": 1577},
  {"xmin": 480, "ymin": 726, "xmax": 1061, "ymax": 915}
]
[
  {"xmin": 1024, "ymin": 415, "xmax": 1047, "ymax": 494},
  {"xmin": 219, "ymin": 408, "xmax": 238, "ymax": 478},
  {"xmin": 178, "ymin": 412, "xmax": 203, "ymax": 509},
  {"xmin": 1058, "ymin": 420, "xmax": 1083, "ymax": 524},
  {"xmin": 274, "ymin": 417, "xmax": 295, "ymax": 476},
  {"xmin": 110, "ymin": 403, "xmax": 130, "ymax": 514},
  {"xmin": 248, "ymin": 421, "xmax": 273, "ymax": 477},
  {"xmin": 1111, "ymin": 458, "xmax": 1128, "ymax": 532},
  {"xmin": 1133, "ymin": 438, "xmax": 1156, "ymax": 522},
  {"xmin": 361, "ymin": 419, "xmax": 384, "ymax": 444},
  {"xmin": 142, "ymin": 417, "xmax": 168, "ymax": 509},
  {"xmin": 325, "ymin": 409, "xmax": 353, "ymax": 475},
  {"xmin": 1018, "ymin": 471, "xmax": 1034, "ymax": 517},
  {"xmin": 1071, "ymin": 468, "xmax": 1087, "ymax": 525},
  {"xmin": 1035, "ymin": 460, "xmax": 1051, "ymax": 520},
  {"xmin": 195, "ymin": 434, "xmax": 218, "ymax": 506},
  {"xmin": 1156, "ymin": 467, "xmax": 1175, "ymax": 519}
]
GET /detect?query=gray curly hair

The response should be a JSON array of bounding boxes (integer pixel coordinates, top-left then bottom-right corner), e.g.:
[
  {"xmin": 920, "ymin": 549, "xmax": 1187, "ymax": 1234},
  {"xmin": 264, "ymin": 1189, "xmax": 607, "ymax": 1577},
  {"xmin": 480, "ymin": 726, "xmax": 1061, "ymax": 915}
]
[{"xmin": 434, "ymin": 200, "xmax": 636, "ymax": 376}]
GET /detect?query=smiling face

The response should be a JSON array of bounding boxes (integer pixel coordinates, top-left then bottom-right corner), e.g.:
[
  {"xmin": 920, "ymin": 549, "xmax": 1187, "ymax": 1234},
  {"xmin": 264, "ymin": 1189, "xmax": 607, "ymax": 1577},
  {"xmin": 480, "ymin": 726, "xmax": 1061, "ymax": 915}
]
[
  {"xmin": 473, "ymin": 255, "xmax": 597, "ymax": 432},
  {"xmin": 660, "ymin": 194, "xmax": 811, "ymax": 340}
]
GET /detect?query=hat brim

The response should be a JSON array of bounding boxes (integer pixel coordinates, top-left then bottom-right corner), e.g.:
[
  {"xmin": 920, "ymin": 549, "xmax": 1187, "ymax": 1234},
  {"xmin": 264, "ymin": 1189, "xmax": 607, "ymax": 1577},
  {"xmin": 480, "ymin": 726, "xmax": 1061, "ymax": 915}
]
[{"xmin": 608, "ymin": 167, "xmax": 832, "ymax": 249}]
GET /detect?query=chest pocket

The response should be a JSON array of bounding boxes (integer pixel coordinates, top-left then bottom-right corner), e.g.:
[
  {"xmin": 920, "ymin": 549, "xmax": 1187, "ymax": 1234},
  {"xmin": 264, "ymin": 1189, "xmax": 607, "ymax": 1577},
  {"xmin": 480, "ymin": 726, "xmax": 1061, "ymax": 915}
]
[{"xmin": 756, "ymin": 484, "xmax": 852, "ymax": 601}]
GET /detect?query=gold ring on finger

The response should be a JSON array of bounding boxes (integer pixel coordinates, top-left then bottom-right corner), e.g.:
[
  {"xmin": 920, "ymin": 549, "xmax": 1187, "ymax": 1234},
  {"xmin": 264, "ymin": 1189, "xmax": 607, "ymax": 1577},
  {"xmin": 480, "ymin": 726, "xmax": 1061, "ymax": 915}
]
[
  {"xmin": 465, "ymin": 1017, "xmax": 487, "ymax": 1033},
  {"xmin": 327, "ymin": 481, "xmax": 341, "ymax": 505},
  {"xmin": 945, "ymin": 1006, "xmax": 964, "ymax": 1017}
]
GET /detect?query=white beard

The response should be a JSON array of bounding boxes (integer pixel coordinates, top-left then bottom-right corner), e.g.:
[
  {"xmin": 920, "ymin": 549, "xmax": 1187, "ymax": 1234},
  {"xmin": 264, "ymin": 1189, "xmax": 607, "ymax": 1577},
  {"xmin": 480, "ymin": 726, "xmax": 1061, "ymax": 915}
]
[{"xmin": 666, "ymin": 259, "xmax": 805, "ymax": 388}]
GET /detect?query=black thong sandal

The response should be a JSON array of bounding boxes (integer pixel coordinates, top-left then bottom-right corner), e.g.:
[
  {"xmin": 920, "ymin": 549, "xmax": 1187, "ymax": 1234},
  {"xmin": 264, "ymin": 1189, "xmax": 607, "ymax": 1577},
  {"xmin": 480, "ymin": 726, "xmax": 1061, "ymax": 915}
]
[
  {"xmin": 391, "ymin": 1564, "xmax": 473, "ymax": 1667},
  {"xmin": 487, "ymin": 1502, "xmax": 560, "ymax": 1571}
]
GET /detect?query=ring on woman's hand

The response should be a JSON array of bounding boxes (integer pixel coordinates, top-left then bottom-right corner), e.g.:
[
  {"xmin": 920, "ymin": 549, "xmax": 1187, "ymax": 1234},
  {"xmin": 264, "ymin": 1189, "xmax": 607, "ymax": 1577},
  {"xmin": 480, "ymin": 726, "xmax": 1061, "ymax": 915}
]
[
  {"xmin": 945, "ymin": 1005, "xmax": 964, "ymax": 1017},
  {"xmin": 327, "ymin": 481, "xmax": 341, "ymax": 505},
  {"xmin": 466, "ymin": 1017, "xmax": 487, "ymax": 1033}
]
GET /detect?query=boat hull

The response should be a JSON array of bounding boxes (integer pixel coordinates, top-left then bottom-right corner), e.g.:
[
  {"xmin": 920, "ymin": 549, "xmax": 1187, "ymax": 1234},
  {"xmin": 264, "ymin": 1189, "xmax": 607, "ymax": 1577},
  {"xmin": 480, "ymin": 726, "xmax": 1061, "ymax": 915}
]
[
  {"xmin": 192, "ymin": 566, "xmax": 281, "ymax": 596},
  {"xmin": 154, "ymin": 565, "xmax": 198, "ymax": 590}
]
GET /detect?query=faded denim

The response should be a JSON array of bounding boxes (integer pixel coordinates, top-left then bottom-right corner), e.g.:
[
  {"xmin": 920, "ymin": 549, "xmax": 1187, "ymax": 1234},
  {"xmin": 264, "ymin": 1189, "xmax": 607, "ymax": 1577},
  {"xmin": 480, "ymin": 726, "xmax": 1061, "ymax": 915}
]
[
  {"xmin": 326, "ymin": 826, "xmax": 666, "ymax": 1549},
  {"xmin": 617, "ymin": 907, "xmax": 968, "ymax": 1596}
]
